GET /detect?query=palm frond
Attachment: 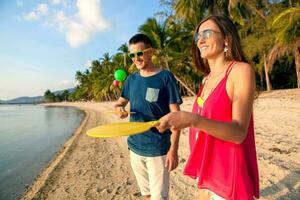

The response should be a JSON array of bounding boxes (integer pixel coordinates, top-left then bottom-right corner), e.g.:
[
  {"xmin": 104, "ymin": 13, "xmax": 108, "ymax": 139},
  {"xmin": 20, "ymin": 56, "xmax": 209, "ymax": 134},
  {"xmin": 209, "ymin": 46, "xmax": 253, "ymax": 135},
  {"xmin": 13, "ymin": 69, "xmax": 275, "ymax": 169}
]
[{"xmin": 272, "ymin": 7, "xmax": 300, "ymax": 27}]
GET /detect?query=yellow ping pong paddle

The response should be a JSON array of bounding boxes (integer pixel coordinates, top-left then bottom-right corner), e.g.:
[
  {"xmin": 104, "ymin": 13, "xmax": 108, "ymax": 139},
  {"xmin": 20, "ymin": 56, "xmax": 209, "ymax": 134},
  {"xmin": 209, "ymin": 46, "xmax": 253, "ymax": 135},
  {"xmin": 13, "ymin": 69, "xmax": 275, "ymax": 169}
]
[
  {"xmin": 86, "ymin": 120, "xmax": 159, "ymax": 138},
  {"xmin": 105, "ymin": 111, "xmax": 136, "ymax": 114}
]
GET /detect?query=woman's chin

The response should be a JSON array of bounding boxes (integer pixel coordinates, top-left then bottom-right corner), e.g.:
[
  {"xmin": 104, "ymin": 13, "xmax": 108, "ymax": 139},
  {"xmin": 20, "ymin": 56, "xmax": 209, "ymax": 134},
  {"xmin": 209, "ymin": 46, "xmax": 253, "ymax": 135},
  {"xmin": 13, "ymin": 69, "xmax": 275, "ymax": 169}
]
[
  {"xmin": 200, "ymin": 53, "xmax": 217, "ymax": 60},
  {"xmin": 200, "ymin": 54, "xmax": 208, "ymax": 59}
]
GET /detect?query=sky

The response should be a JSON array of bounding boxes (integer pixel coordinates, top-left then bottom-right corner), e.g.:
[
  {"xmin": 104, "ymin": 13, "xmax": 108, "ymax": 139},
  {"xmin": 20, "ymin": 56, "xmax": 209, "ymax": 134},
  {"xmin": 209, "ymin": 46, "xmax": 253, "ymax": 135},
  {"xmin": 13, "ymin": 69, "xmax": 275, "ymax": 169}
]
[{"xmin": 0, "ymin": 0, "xmax": 161, "ymax": 100}]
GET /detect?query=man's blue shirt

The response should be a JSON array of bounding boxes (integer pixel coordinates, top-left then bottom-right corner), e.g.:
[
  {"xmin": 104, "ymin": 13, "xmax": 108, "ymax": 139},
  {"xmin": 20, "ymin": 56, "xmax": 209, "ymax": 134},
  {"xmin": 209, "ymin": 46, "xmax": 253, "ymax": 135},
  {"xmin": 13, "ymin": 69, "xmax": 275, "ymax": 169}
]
[{"xmin": 121, "ymin": 69, "xmax": 182, "ymax": 156}]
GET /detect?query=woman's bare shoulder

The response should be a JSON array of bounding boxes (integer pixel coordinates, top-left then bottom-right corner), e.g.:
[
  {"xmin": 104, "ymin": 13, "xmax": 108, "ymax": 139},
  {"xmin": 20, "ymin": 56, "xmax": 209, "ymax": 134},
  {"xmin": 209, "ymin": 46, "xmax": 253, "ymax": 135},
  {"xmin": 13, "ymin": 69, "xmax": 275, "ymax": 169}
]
[{"xmin": 230, "ymin": 61, "xmax": 254, "ymax": 78}]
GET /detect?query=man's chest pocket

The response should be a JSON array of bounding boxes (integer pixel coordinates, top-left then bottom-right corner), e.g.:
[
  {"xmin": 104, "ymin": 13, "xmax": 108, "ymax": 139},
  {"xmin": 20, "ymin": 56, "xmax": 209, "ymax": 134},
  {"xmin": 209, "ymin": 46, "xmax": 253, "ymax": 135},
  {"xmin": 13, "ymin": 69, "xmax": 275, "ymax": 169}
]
[{"xmin": 145, "ymin": 87, "xmax": 160, "ymax": 102}]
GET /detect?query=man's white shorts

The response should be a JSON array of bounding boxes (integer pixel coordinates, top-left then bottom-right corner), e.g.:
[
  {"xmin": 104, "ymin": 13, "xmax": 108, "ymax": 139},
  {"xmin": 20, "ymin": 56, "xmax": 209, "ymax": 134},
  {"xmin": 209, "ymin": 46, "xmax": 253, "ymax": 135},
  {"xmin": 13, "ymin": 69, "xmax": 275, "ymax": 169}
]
[{"xmin": 130, "ymin": 150, "xmax": 169, "ymax": 200}]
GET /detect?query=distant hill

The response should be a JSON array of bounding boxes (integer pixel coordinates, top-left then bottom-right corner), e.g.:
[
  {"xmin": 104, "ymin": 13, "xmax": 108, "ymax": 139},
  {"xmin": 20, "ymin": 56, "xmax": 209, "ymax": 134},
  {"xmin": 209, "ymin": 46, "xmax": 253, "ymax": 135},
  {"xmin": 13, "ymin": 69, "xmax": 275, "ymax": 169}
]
[
  {"xmin": 0, "ymin": 88, "xmax": 75, "ymax": 104},
  {"xmin": 1, "ymin": 96, "xmax": 44, "ymax": 104}
]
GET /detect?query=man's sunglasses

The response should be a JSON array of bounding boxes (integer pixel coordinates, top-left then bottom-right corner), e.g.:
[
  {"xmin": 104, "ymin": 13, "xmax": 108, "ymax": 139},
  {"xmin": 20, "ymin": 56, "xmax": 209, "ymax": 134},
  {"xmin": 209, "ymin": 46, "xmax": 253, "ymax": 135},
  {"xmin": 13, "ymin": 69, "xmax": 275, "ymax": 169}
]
[
  {"xmin": 128, "ymin": 48, "xmax": 151, "ymax": 59},
  {"xmin": 194, "ymin": 29, "xmax": 220, "ymax": 43}
]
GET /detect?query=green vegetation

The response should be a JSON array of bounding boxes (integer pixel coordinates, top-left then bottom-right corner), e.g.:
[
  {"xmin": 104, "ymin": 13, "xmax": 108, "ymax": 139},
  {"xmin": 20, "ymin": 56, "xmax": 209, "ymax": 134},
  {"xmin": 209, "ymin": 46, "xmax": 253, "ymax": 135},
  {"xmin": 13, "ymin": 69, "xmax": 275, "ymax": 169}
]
[
  {"xmin": 44, "ymin": 89, "xmax": 70, "ymax": 103},
  {"xmin": 52, "ymin": 0, "xmax": 300, "ymax": 102}
]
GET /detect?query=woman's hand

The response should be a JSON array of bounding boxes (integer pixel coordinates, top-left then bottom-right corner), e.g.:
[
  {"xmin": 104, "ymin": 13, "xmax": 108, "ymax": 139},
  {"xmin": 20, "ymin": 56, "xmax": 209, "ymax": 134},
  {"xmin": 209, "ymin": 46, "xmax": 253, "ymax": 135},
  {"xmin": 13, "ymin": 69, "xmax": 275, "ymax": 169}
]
[{"xmin": 156, "ymin": 111, "xmax": 199, "ymax": 133}]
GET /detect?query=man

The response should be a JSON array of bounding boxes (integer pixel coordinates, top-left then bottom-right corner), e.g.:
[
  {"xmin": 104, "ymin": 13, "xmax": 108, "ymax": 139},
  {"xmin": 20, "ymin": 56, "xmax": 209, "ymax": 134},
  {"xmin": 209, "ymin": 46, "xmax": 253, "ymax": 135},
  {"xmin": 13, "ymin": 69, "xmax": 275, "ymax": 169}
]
[{"xmin": 114, "ymin": 33, "xmax": 182, "ymax": 200}]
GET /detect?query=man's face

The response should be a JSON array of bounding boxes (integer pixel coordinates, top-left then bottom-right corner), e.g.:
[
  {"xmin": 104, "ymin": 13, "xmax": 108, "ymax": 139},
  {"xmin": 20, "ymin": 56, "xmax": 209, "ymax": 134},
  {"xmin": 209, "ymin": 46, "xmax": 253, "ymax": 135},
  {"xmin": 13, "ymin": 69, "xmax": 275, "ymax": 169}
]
[{"xmin": 128, "ymin": 42, "xmax": 152, "ymax": 70}]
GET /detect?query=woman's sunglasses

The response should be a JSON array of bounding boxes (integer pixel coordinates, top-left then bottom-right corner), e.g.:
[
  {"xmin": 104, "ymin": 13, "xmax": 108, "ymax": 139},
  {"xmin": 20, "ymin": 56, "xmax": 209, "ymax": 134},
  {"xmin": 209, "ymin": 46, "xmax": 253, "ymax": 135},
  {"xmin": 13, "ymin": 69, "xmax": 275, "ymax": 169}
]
[
  {"xmin": 194, "ymin": 29, "xmax": 220, "ymax": 43},
  {"xmin": 128, "ymin": 48, "xmax": 151, "ymax": 59}
]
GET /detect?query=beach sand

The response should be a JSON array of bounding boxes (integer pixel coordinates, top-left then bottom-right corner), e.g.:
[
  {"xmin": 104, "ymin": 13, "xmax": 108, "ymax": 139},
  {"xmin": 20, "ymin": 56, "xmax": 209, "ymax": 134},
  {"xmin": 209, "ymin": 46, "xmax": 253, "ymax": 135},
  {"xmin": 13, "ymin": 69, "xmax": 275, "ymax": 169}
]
[{"xmin": 22, "ymin": 89, "xmax": 300, "ymax": 200}]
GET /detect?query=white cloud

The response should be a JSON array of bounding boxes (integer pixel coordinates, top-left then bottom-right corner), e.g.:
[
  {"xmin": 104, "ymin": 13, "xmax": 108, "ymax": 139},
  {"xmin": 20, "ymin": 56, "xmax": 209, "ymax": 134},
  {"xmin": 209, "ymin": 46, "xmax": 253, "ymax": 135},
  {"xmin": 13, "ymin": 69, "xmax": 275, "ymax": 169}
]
[
  {"xmin": 24, "ymin": 3, "xmax": 49, "ymax": 21},
  {"xmin": 23, "ymin": 0, "xmax": 111, "ymax": 48},
  {"xmin": 55, "ymin": 11, "xmax": 68, "ymax": 31},
  {"xmin": 51, "ymin": 0, "xmax": 69, "ymax": 7},
  {"xmin": 25, "ymin": 11, "xmax": 39, "ymax": 20},
  {"xmin": 77, "ymin": 0, "xmax": 109, "ymax": 30},
  {"xmin": 37, "ymin": 4, "xmax": 49, "ymax": 15},
  {"xmin": 54, "ymin": 0, "xmax": 111, "ymax": 48},
  {"xmin": 53, "ymin": 80, "xmax": 75, "ymax": 89},
  {"xmin": 51, "ymin": 0, "xmax": 61, "ymax": 5}
]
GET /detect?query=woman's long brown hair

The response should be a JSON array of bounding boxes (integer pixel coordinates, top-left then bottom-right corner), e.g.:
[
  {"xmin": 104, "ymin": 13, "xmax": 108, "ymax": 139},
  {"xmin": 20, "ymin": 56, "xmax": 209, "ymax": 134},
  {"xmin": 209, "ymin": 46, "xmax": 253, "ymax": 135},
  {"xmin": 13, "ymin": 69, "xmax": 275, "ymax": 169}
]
[{"xmin": 191, "ymin": 15, "xmax": 248, "ymax": 76}]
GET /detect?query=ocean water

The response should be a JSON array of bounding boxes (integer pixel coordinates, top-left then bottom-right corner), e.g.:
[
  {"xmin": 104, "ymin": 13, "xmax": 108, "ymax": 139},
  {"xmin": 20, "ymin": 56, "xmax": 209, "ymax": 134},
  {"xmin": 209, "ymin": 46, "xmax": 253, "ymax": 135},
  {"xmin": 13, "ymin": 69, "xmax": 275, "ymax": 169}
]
[{"xmin": 0, "ymin": 104, "xmax": 85, "ymax": 200}]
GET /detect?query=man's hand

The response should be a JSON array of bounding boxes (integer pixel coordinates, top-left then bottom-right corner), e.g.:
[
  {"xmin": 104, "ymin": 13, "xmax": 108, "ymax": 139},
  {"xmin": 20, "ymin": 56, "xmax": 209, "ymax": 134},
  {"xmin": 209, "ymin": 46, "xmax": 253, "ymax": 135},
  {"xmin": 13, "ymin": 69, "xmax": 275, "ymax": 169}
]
[
  {"xmin": 114, "ymin": 106, "xmax": 128, "ymax": 119},
  {"xmin": 165, "ymin": 148, "xmax": 178, "ymax": 172},
  {"xmin": 114, "ymin": 97, "xmax": 129, "ymax": 119}
]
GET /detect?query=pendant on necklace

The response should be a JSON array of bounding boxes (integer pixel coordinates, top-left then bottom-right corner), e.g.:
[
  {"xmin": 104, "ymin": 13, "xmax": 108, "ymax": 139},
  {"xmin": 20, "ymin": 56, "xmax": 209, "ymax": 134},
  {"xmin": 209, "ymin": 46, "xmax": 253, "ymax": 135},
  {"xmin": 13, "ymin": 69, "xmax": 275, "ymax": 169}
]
[{"xmin": 197, "ymin": 96, "xmax": 204, "ymax": 107}]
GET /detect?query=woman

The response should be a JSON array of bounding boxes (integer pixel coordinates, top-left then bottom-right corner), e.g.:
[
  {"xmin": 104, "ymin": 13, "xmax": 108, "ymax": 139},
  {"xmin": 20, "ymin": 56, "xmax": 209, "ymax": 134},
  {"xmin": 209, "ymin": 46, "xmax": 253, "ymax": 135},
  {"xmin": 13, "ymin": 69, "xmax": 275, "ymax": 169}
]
[{"xmin": 156, "ymin": 15, "xmax": 259, "ymax": 200}]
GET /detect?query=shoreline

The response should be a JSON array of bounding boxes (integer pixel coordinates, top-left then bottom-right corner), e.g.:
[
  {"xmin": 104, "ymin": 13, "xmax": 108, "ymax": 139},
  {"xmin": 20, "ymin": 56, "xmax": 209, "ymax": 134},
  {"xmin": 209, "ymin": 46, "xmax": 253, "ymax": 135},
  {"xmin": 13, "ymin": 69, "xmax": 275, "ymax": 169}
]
[
  {"xmin": 21, "ymin": 89, "xmax": 300, "ymax": 199},
  {"xmin": 21, "ymin": 106, "xmax": 89, "ymax": 200}
]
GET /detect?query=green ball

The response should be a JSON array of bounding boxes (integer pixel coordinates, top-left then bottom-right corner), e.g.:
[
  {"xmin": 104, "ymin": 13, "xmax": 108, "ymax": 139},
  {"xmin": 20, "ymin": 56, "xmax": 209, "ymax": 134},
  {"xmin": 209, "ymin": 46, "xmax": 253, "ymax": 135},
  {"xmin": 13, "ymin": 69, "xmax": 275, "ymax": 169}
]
[{"xmin": 114, "ymin": 69, "xmax": 127, "ymax": 81}]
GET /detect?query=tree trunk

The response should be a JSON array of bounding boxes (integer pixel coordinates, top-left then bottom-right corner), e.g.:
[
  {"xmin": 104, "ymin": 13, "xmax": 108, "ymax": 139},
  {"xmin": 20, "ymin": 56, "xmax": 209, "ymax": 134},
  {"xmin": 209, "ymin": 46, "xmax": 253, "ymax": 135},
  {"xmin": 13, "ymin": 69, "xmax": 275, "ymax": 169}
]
[
  {"xmin": 173, "ymin": 74, "xmax": 196, "ymax": 96},
  {"xmin": 295, "ymin": 46, "xmax": 300, "ymax": 88},
  {"xmin": 113, "ymin": 90, "xmax": 118, "ymax": 100},
  {"xmin": 123, "ymin": 54, "xmax": 127, "ymax": 67},
  {"xmin": 264, "ymin": 54, "xmax": 272, "ymax": 91},
  {"xmin": 260, "ymin": 71, "xmax": 264, "ymax": 90},
  {"xmin": 164, "ymin": 59, "xmax": 196, "ymax": 96}
]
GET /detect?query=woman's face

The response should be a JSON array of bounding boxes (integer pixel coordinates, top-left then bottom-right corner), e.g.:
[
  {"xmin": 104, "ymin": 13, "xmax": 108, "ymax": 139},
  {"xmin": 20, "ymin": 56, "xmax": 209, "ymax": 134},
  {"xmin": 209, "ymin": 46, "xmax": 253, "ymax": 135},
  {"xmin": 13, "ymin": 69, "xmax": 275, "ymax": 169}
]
[{"xmin": 196, "ymin": 19, "xmax": 225, "ymax": 59}]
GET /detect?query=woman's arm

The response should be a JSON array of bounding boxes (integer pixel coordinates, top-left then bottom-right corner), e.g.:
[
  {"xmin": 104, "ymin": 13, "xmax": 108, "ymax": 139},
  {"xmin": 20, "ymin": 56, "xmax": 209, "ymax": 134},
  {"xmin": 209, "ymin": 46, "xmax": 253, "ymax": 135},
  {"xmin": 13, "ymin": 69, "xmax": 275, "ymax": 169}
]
[{"xmin": 157, "ymin": 62, "xmax": 255, "ymax": 144}]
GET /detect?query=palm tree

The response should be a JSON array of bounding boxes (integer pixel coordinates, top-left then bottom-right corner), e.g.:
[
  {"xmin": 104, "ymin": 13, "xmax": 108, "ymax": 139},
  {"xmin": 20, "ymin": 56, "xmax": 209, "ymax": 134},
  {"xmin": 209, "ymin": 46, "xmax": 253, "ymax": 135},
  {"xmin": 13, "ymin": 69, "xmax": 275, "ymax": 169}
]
[
  {"xmin": 173, "ymin": 0, "xmax": 267, "ymax": 26},
  {"xmin": 240, "ymin": 10, "xmax": 275, "ymax": 91},
  {"xmin": 139, "ymin": 17, "xmax": 196, "ymax": 95},
  {"xmin": 100, "ymin": 53, "xmax": 112, "ymax": 67},
  {"xmin": 92, "ymin": 53, "xmax": 118, "ymax": 101},
  {"xmin": 266, "ymin": 7, "xmax": 300, "ymax": 89},
  {"xmin": 173, "ymin": 0, "xmax": 205, "ymax": 24},
  {"xmin": 229, "ymin": 0, "xmax": 267, "ymax": 23},
  {"xmin": 117, "ymin": 43, "xmax": 129, "ymax": 67},
  {"xmin": 75, "ymin": 69, "xmax": 93, "ymax": 100},
  {"xmin": 44, "ymin": 89, "xmax": 55, "ymax": 102}
]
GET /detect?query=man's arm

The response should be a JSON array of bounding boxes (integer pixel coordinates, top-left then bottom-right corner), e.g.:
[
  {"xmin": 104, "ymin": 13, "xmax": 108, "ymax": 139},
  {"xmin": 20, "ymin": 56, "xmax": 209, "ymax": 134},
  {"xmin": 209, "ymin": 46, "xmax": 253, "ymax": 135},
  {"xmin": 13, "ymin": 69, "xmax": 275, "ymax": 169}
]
[{"xmin": 165, "ymin": 103, "xmax": 180, "ymax": 171}]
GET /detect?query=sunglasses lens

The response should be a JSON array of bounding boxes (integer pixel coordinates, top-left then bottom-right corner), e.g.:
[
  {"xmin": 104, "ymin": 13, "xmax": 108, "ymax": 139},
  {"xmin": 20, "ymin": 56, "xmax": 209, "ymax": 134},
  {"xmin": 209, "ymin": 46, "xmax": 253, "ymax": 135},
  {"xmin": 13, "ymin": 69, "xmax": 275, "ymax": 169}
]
[
  {"xmin": 136, "ymin": 51, "xmax": 144, "ymax": 57},
  {"xmin": 194, "ymin": 33, "xmax": 199, "ymax": 43},
  {"xmin": 203, "ymin": 30, "xmax": 213, "ymax": 39},
  {"xmin": 128, "ymin": 53, "xmax": 135, "ymax": 59},
  {"xmin": 195, "ymin": 29, "xmax": 214, "ymax": 41},
  {"xmin": 129, "ymin": 49, "xmax": 148, "ymax": 59},
  {"xmin": 203, "ymin": 30, "xmax": 212, "ymax": 39}
]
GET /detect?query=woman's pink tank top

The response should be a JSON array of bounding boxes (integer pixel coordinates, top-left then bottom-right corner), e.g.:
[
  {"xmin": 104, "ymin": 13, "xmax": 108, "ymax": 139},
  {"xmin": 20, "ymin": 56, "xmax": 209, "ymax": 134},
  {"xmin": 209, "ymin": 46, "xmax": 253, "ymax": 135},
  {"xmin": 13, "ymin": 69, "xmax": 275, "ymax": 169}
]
[{"xmin": 184, "ymin": 61, "xmax": 259, "ymax": 199}]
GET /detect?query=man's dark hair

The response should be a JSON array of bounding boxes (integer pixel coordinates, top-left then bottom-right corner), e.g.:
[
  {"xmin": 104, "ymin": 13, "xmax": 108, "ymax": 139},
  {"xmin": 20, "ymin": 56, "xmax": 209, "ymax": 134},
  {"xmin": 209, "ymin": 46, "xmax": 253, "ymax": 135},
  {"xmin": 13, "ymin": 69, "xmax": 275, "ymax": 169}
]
[{"xmin": 129, "ymin": 33, "xmax": 153, "ymax": 48}]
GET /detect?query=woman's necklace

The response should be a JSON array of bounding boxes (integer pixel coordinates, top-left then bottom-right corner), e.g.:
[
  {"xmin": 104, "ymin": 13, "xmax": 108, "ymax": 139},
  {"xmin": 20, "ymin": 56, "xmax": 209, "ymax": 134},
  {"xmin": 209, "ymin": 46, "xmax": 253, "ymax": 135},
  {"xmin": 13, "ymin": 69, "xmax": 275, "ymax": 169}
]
[{"xmin": 201, "ymin": 68, "xmax": 227, "ymax": 100}]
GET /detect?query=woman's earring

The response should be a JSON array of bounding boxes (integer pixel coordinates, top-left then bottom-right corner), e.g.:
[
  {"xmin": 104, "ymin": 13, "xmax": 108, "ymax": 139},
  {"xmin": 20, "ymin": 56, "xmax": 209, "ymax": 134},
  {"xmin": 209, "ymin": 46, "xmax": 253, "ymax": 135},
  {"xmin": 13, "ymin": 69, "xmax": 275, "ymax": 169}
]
[{"xmin": 224, "ymin": 43, "xmax": 228, "ymax": 53}]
